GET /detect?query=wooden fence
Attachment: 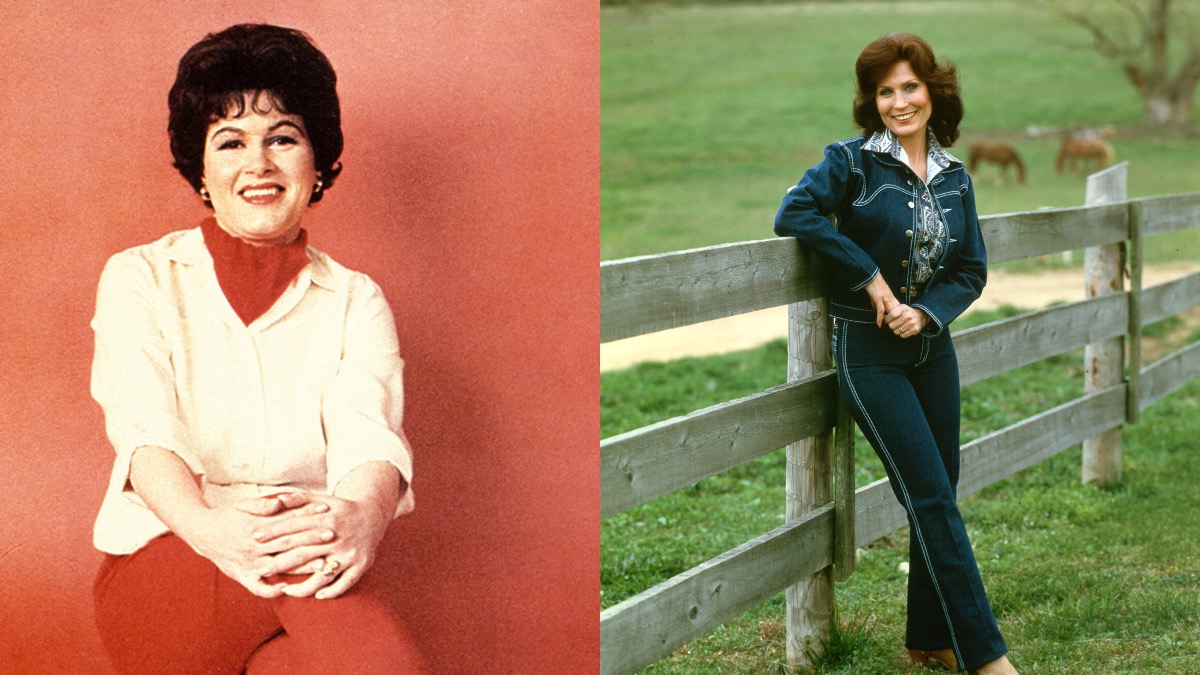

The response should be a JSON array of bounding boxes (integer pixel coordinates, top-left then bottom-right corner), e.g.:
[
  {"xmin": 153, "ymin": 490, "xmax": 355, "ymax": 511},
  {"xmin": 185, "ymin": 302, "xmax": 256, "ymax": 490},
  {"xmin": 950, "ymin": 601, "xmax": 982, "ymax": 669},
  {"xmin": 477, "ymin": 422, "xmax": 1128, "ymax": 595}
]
[{"xmin": 599, "ymin": 164, "xmax": 1200, "ymax": 674}]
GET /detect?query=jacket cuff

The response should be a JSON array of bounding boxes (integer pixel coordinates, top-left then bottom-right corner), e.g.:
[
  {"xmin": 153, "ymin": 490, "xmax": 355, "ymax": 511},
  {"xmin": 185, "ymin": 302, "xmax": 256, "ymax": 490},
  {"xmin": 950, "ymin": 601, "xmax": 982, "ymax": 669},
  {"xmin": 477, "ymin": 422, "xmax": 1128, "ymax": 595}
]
[
  {"xmin": 852, "ymin": 267, "xmax": 879, "ymax": 292},
  {"xmin": 912, "ymin": 304, "xmax": 944, "ymax": 337}
]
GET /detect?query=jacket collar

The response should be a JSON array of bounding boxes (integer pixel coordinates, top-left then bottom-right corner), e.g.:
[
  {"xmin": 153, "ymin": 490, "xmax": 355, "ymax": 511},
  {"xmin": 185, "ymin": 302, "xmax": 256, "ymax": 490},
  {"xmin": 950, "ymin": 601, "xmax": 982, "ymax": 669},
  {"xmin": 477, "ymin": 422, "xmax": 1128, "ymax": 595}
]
[
  {"xmin": 163, "ymin": 225, "xmax": 340, "ymax": 291},
  {"xmin": 864, "ymin": 129, "xmax": 961, "ymax": 182}
]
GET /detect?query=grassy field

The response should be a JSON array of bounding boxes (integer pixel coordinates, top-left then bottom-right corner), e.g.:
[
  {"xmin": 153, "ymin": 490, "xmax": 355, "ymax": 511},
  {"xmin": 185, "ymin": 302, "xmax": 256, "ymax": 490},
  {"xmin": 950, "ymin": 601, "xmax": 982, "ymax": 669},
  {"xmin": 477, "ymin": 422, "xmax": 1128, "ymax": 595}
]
[
  {"xmin": 601, "ymin": 307, "xmax": 1200, "ymax": 673},
  {"xmin": 601, "ymin": 1, "xmax": 1200, "ymax": 263}
]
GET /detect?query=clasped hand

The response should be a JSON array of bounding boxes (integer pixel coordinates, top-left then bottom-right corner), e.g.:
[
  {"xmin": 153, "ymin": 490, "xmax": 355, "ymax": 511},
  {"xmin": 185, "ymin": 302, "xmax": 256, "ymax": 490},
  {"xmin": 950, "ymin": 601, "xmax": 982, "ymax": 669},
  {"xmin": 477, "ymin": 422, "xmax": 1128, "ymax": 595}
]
[
  {"xmin": 865, "ymin": 274, "xmax": 929, "ymax": 338},
  {"xmin": 192, "ymin": 491, "xmax": 387, "ymax": 600}
]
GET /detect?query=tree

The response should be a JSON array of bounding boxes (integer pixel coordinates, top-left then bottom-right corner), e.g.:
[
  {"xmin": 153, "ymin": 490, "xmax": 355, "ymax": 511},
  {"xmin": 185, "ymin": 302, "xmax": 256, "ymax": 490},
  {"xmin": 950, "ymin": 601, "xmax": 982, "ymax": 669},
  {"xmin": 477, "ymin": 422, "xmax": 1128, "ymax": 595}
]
[{"xmin": 1032, "ymin": 0, "xmax": 1200, "ymax": 131}]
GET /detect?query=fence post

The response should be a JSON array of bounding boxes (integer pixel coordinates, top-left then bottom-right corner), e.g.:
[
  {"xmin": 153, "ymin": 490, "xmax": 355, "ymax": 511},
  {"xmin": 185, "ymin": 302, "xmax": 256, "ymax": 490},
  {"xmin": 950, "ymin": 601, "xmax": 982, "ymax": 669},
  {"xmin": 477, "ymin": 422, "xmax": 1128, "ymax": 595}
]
[
  {"xmin": 1082, "ymin": 162, "xmax": 1127, "ymax": 485},
  {"xmin": 833, "ymin": 397, "xmax": 856, "ymax": 582},
  {"xmin": 784, "ymin": 299, "xmax": 833, "ymax": 669},
  {"xmin": 1126, "ymin": 201, "xmax": 1143, "ymax": 425}
]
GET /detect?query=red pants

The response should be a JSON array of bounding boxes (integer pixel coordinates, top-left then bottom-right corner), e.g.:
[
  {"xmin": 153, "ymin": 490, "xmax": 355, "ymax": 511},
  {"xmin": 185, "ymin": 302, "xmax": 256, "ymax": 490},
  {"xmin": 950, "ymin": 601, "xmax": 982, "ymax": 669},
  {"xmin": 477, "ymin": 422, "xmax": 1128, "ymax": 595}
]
[{"xmin": 93, "ymin": 534, "xmax": 427, "ymax": 674}]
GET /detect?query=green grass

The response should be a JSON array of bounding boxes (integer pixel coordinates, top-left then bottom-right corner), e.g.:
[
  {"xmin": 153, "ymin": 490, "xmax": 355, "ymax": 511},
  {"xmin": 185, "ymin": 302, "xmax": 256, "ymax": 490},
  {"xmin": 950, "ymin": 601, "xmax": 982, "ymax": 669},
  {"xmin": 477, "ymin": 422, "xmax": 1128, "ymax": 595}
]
[
  {"xmin": 601, "ymin": 1, "xmax": 1200, "ymax": 263},
  {"xmin": 601, "ymin": 307, "xmax": 1200, "ymax": 673}
]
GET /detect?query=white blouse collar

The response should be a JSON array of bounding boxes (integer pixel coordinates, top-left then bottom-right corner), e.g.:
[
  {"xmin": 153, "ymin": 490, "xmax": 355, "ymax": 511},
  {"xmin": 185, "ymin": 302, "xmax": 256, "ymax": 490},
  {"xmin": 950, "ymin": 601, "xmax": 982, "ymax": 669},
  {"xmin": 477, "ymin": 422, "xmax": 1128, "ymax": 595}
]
[{"xmin": 864, "ymin": 128, "xmax": 959, "ymax": 183}]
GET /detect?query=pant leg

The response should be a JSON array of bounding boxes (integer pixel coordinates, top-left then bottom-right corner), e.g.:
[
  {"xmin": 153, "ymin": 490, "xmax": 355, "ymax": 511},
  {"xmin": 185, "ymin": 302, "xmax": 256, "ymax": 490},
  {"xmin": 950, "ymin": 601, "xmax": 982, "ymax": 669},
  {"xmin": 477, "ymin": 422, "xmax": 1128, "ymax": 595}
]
[
  {"xmin": 93, "ymin": 534, "xmax": 281, "ymax": 675},
  {"xmin": 904, "ymin": 334, "xmax": 965, "ymax": 656},
  {"xmin": 264, "ymin": 566, "xmax": 429, "ymax": 674},
  {"xmin": 95, "ymin": 535, "xmax": 427, "ymax": 674},
  {"xmin": 834, "ymin": 321, "xmax": 1006, "ymax": 670}
]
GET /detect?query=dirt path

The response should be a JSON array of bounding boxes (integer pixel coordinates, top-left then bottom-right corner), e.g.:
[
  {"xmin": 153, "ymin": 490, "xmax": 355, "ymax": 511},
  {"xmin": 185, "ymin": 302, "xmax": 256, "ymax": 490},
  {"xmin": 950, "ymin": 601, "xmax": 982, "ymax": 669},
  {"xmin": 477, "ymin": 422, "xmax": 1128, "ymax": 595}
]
[{"xmin": 600, "ymin": 263, "xmax": 1200, "ymax": 372}]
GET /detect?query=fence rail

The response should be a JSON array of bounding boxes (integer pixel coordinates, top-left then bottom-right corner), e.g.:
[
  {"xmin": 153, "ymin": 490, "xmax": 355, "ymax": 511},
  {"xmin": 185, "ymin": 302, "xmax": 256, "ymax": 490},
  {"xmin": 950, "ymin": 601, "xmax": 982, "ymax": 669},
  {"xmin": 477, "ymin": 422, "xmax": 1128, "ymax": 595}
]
[
  {"xmin": 599, "ymin": 202, "xmax": 1130, "ymax": 343},
  {"xmin": 600, "ymin": 165, "xmax": 1200, "ymax": 674}
]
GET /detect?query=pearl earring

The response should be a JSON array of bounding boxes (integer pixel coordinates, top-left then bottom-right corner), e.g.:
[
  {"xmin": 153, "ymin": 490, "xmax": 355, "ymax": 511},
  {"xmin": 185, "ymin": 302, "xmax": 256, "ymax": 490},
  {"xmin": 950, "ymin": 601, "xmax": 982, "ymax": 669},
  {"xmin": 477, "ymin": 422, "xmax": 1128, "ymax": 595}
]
[{"xmin": 199, "ymin": 186, "xmax": 211, "ymax": 202}]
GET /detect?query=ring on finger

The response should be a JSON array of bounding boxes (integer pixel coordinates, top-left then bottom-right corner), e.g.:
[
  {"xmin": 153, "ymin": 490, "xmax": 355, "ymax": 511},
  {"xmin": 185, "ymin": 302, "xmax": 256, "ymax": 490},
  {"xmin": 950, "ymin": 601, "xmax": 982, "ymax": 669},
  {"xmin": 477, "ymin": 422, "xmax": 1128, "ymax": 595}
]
[{"xmin": 320, "ymin": 558, "xmax": 342, "ymax": 577}]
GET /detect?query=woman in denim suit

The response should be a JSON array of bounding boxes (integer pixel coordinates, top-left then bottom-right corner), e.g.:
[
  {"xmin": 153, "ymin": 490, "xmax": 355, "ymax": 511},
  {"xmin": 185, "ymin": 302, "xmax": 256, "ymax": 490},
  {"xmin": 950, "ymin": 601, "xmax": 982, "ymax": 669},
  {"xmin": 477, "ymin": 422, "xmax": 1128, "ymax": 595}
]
[{"xmin": 774, "ymin": 33, "xmax": 1017, "ymax": 674}]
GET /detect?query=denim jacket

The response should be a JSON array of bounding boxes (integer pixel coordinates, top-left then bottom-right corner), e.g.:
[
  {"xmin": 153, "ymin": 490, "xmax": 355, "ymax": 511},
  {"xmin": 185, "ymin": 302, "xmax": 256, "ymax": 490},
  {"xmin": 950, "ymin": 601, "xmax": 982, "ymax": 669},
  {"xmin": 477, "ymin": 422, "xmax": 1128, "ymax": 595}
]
[{"xmin": 774, "ymin": 134, "xmax": 986, "ymax": 336}]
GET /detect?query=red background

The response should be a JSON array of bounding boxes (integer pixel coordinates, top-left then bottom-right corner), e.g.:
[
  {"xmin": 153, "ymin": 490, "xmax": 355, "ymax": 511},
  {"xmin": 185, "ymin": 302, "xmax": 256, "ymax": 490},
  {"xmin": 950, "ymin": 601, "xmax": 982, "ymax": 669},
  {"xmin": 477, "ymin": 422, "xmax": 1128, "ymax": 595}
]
[{"xmin": 0, "ymin": 2, "xmax": 598, "ymax": 672}]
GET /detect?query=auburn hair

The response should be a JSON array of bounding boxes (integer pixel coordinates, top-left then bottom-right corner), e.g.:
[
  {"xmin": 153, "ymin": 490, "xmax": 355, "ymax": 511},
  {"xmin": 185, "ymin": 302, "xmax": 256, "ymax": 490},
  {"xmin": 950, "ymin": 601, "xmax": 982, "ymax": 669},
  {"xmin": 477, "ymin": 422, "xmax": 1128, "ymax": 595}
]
[{"xmin": 852, "ymin": 33, "xmax": 963, "ymax": 147}]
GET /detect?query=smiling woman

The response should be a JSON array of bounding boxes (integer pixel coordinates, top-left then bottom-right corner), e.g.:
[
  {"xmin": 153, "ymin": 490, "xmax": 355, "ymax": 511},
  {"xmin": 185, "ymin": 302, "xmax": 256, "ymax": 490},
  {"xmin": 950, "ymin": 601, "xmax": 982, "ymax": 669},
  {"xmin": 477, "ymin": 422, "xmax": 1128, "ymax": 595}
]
[
  {"xmin": 0, "ymin": 2, "xmax": 597, "ymax": 671},
  {"xmin": 773, "ymin": 32, "xmax": 1018, "ymax": 675},
  {"xmin": 201, "ymin": 101, "xmax": 320, "ymax": 245},
  {"xmin": 873, "ymin": 61, "xmax": 932, "ymax": 178},
  {"xmin": 89, "ymin": 23, "xmax": 427, "ymax": 674}
]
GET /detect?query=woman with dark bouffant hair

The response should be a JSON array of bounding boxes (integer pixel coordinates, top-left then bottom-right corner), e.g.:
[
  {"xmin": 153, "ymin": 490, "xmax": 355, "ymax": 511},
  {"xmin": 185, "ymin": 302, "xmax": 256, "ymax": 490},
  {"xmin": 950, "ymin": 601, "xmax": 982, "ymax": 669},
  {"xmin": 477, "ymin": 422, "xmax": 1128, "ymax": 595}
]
[
  {"xmin": 775, "ymin": 33, "xmax": 1017, "ymax": 674},
  {"xmin": 90, "ymin": 24, "xmax": 426, "ymax": 673}
]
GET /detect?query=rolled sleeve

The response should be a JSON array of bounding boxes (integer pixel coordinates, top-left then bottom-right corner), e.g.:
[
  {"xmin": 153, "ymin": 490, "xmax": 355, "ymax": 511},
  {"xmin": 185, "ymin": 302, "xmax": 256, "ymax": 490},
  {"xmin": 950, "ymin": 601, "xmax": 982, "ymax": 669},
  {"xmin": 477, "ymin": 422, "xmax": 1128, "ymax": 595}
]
[
  {"xmin": 322, "ymin": 278, "xmax": 415, "ymax": 517},
  {"xmin": 91, "ymin": 252, "xmax": 209, "ymax": 553},
  {"xmin": 91, "ymin": 253, "xmax": 206, "ymax": 502}
]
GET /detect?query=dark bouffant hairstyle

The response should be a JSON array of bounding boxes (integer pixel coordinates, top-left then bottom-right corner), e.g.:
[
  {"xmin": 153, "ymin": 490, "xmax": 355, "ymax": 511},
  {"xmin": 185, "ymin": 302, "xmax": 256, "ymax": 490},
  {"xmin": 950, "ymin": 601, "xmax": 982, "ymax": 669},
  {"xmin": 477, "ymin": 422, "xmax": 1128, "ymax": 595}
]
[
  {"xmin": 168, "ymin": 24, "xmax": 343, "ymax": 203},
  {"xmin": 852, "ymin": 33, "xmax": 963, "ymax": 147}
]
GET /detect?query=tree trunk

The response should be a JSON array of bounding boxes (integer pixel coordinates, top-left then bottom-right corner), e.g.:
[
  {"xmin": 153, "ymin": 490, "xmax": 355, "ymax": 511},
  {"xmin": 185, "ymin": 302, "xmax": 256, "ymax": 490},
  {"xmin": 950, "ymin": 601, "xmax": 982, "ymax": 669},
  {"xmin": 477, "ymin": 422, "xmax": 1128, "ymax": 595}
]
[
  {"xmin": 1067, "ymin": 0, "xmax": 1199, "ymax": 131},
  {"xmin": 1170, "ymin": 97, "xmax": 1195, "ymax": 129},
  {"xmin": 1142, "ymin": 92, "xmax": 1173, "ymax": 127},
  {"xmin": 1138, "ymin": 87, "xmax": 1195, "ymax": 129}
]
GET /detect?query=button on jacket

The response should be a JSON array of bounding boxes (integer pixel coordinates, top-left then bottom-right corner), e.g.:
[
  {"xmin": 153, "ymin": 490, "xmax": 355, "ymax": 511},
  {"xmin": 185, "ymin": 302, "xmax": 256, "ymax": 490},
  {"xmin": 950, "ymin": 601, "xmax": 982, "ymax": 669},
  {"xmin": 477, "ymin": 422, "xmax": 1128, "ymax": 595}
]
[
  {"xmin": 91, "ymin": 227, "xmax": 415, "ymax": 555},
  {"xmin": 774, "ymin": 134, "xmax": 987, "ymax": 335}
]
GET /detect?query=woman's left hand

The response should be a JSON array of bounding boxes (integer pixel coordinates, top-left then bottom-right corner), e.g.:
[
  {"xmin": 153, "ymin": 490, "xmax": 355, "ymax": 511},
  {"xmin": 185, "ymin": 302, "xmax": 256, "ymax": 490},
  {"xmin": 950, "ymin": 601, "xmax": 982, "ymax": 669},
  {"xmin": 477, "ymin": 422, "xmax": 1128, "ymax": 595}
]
[
  {"xmin": 251, "ymin": 462, "xmax": 402, "ymax": 600},
  {"xmin": 251, "ymin": 492, "xmax": 392, "ymax": 599},
  {"xmin": 885, "ymin": 304, "xmax": 929, "ymax": 339}
]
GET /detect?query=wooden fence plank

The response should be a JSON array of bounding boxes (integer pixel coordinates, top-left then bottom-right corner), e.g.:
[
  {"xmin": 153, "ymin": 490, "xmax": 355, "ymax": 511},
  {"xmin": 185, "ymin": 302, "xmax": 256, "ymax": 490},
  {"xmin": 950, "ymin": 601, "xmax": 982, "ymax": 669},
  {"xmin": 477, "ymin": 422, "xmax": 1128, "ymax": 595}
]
[
  {"xmin": 1139, "ymin": 272, "xmax": 1200, "ymax": 326},
  {"xmin": 602, "ymin": 288, "xmax": 1134, "ymax": 522},
  {"xmin": 954, "ymin": 294, "xmax": 1127, "ymax": 387},
  {"xmin": 599, "ymin": 506, "xmax": 834, "ymax": 675},
  {"xmin": 853, "ymin": 385, "xmax": 1126, "ymax": 545},
  {"xmin": 600, "ymin": 372, "xmax": 838, "ymax": 519},
  {"xmin": 1134, "ymin": 192, "xmax": 1200, "ymax": 236},
  {"xmin": 852, "ymin": 477, "xmax": 908, "ymax": 548},
  {"xmin": 957, "ymin": 386, "xmax": 1127, "ymax": 498},
  {"xmin": 601, "ymin": 292, "xmax": 1131, "ymax": 522},
  {"xmin": 1139, "ymin": 341, "xmax": 1200, "ymax": 411},
  {"xmin": 601, "ymin": 203, "xmax": 1128, "ymax": 343},
  {"xmin": 602, "ymin": 293, "xmax": 1132, "ymax": 520},
  {"xmin": 600, "ymin": 239, "xmax": 827, "ymax": 342},
  {"xmin": 980, "ymin": 203, "xmax": 1127, "ymax": 264}
]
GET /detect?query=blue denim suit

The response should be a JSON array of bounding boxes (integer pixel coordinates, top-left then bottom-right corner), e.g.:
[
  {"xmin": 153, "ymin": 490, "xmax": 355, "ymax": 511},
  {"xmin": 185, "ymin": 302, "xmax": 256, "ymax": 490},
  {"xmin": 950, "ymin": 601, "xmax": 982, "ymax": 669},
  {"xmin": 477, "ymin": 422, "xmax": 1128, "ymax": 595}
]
[
  {"xmin": 775, "ymin": 135, "xmax": 1006, "ymax": 670},
  {"xmin": 774, "ymin": 135, "xmax": 986, "ymax": 336}
]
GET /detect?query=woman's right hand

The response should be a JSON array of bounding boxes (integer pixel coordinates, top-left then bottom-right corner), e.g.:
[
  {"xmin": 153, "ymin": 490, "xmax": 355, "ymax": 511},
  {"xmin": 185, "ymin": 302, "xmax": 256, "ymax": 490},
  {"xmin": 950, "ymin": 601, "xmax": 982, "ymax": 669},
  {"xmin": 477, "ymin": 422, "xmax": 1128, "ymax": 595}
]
[
  {"xmin": 864, "ymin": 273, "xmax": 900, "ymax": 327},
  {"xmin": 129, "ymin": 448, "xmax": 338, "ymax": 597}
]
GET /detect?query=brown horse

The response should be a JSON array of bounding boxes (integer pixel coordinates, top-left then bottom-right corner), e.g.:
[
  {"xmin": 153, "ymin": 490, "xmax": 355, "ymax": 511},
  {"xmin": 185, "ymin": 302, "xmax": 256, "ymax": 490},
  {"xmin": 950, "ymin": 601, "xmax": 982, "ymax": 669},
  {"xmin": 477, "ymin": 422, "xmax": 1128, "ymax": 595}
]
[
  {"xmin": 968, "ymin": 142, "xmax": 1026, "ymax": 186},
  {"xmin": 1055, "ymin": 137, "xmax": 1115, "ymax": 174}
]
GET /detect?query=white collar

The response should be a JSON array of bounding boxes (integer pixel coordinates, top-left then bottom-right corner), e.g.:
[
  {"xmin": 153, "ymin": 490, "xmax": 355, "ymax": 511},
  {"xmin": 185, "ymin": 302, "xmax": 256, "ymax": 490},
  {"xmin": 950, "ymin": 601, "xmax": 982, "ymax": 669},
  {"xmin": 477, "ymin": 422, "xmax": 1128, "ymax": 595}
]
[{"xmin": 864, "ymin": 129, "xmax": 959, "ymax": 183}]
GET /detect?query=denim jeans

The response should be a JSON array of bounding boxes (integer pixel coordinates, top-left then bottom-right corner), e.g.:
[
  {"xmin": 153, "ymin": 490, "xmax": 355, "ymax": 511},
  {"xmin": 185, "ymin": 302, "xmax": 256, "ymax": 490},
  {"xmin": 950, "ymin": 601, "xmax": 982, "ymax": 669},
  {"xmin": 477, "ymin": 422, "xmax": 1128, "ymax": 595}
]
[{"xmin": 834, "ymin": 319, "xmax": 1007, "ymax": 670}]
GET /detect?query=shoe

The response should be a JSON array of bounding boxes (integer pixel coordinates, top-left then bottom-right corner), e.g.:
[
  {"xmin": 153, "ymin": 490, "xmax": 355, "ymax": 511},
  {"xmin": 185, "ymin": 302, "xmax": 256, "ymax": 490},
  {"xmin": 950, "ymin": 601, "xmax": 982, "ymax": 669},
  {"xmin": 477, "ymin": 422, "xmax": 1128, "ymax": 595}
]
[{"xmin": 908, "ymin": 648, "xmax": 957, "ymax": 671}]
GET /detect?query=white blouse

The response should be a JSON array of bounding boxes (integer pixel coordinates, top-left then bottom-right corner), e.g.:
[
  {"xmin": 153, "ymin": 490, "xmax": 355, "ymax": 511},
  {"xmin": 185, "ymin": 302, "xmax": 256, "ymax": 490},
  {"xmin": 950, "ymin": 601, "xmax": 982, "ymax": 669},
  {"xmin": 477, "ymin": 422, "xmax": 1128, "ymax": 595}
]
[{"xmin": 91, "ymin": 227, "xmax": 414, "ymax": 554}]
